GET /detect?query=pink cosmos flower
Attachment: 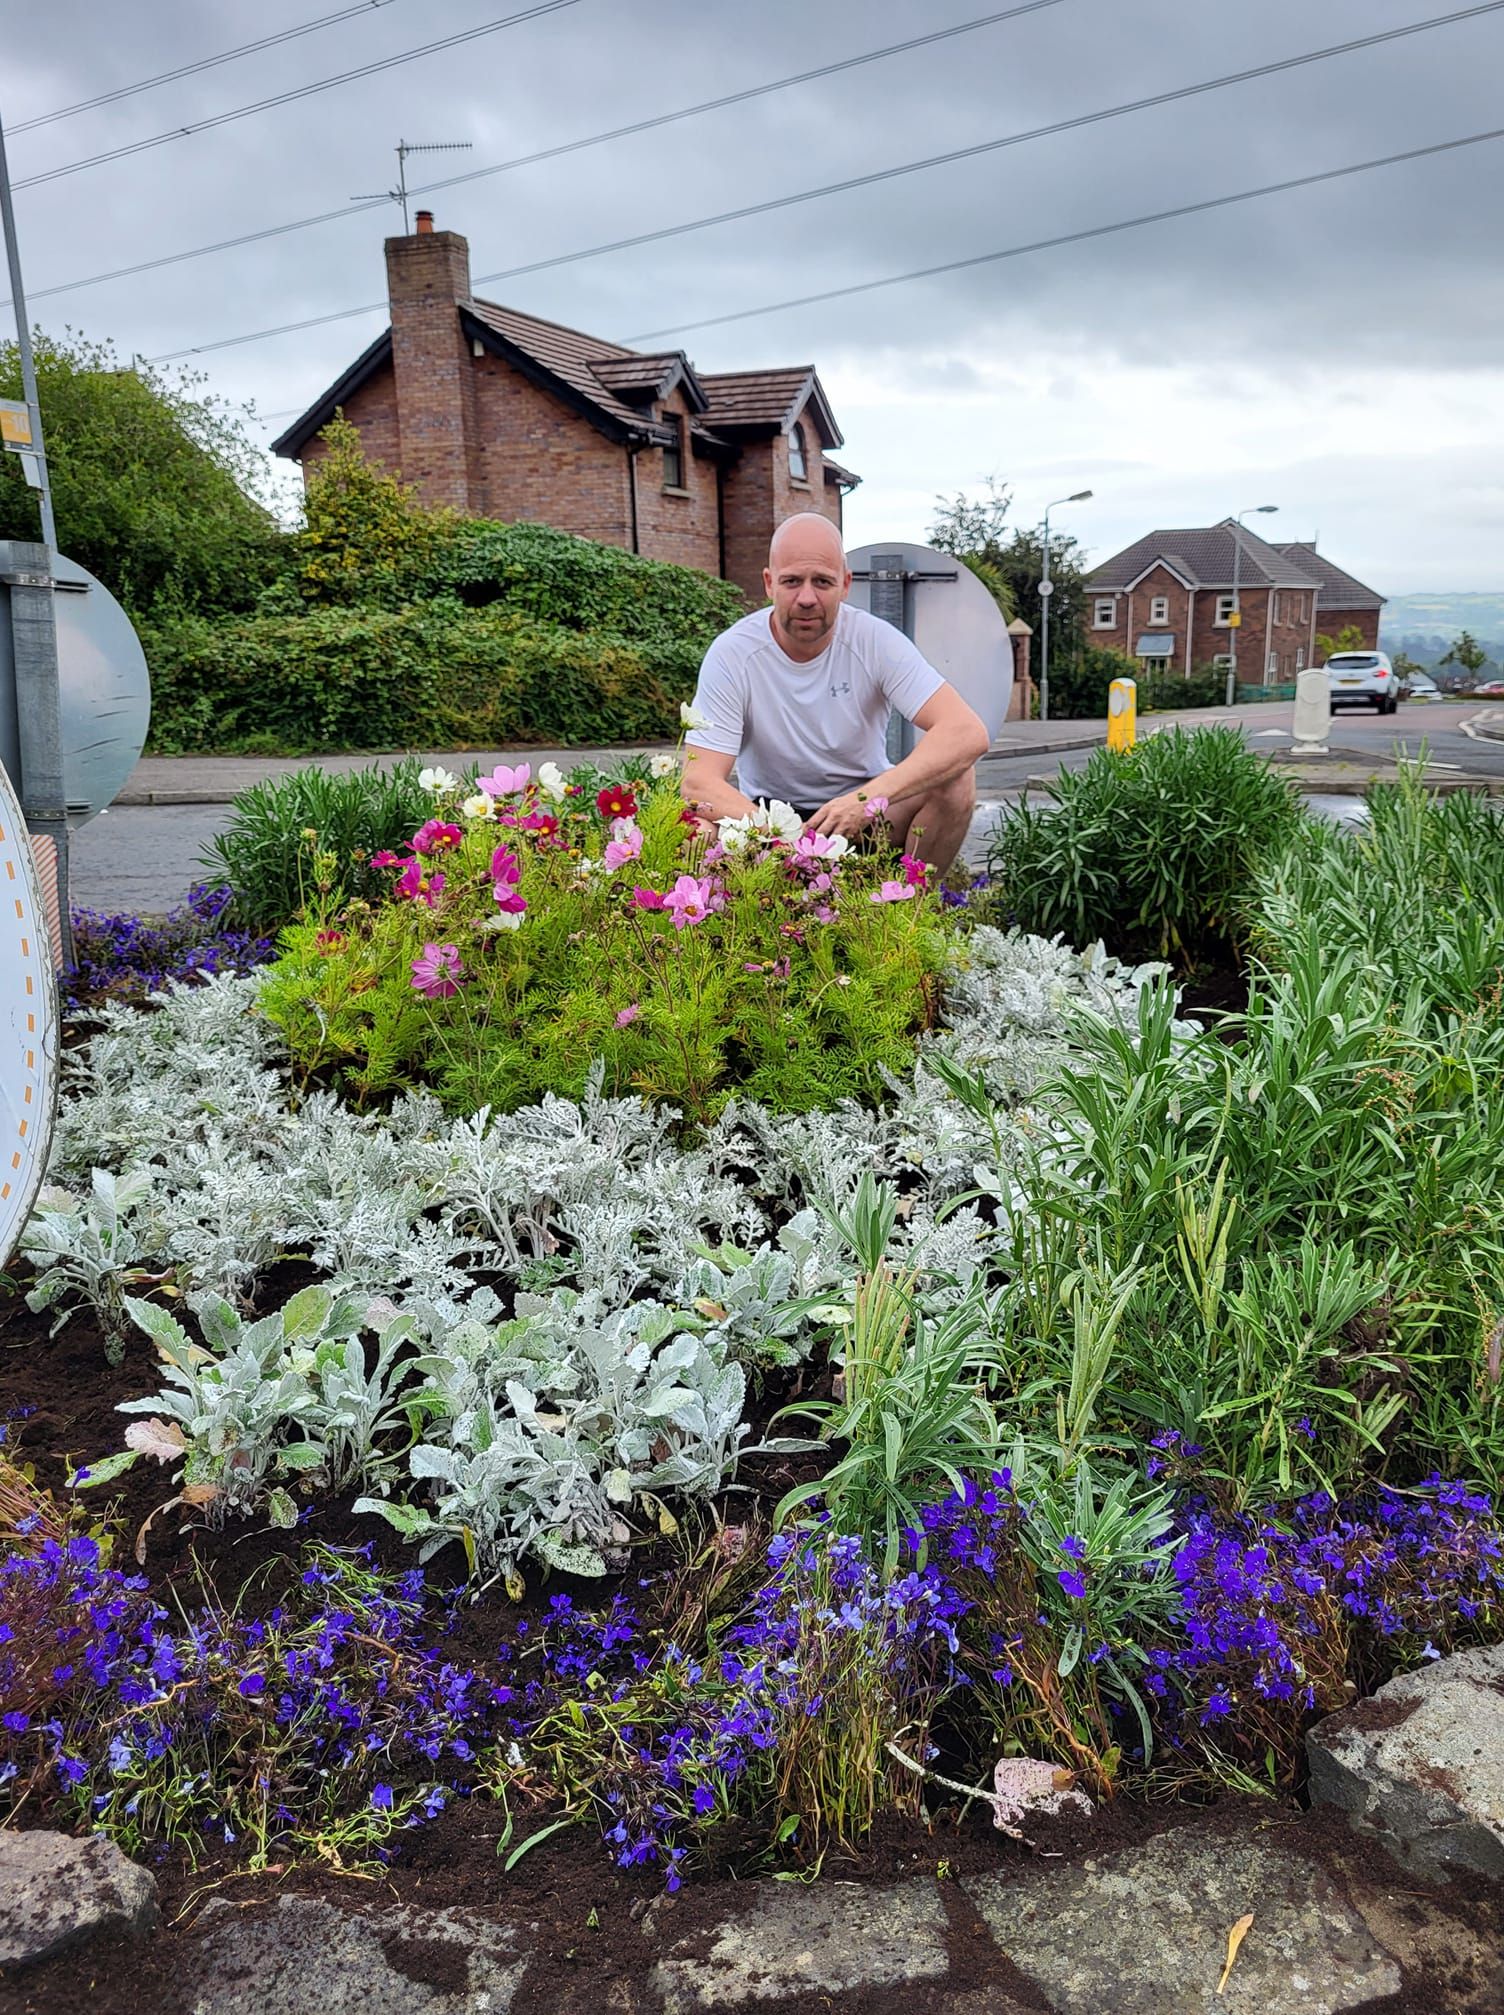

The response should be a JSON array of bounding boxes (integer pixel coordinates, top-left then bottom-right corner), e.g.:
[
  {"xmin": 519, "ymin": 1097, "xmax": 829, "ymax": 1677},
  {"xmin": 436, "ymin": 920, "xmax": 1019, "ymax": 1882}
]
[
  {"xmin": 899, "ymin": 853, "xmax": 929, "ymax": 887},
  {"xmin": 493, "ymin": 886, "xmax": 527, "ymax": 916},
  {"xmin": 864, "ymin": 795, "xmax": 890, "ymax": 820},
  {"xmin": 410, "ymin": 941, "xmax": 463, "ymax": 997},
  {"xmin": 702, "ymin": 841, "xmax": 728, "ymax": 866},
  {"xmin": 419, "ymin": 871, "xmax": 445, "ymax": 910},
  {"xmin": 603, "ymin": 819, "xmax": 644, "ymax": 871},
  {"xmin": 477, "ymin": 762, "xmax": 532, "ymax": 798},
  {"xmin": 630, "ymin": 887, "xmax": 665, "ymax": 911},
  {"xmin": 517, "ymin": 809, "xmax": 559, "ymax": 838},
  {"xmin": 393, "ymin": 857, "xmax": 424, "ymax": 901},
  {"xmin": 870, "ymin": 880, "xmax": 916, "ymax": 905},
  {"xmin": 812, "ymin": 903, "xmax": 837, "ymax": 923},
  {"xmin": 666, "ymin": 873, "xmax": 714, "ymax": 929},
  {"xmin": 490, "ymin": 844, "xmax": 522, "ymax": 886},
  {"xmin": 412, "ymin": 819, "xmax": 463, "ymax": 856},
  {"xmin": 614, "ymin": 1003, "xmax": 642, "ymax": 1027},
  {"xmin": 371, "ymin": 850, "xmax": 403, "ymax": 869},
  {"xmin": 795, "ymin": 829, "xmax": 849, "ymax": 862}
]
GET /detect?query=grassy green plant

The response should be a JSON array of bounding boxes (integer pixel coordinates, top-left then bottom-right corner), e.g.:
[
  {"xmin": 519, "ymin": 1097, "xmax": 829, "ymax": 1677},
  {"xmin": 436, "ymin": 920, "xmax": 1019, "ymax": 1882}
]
[
  {"xmin": 199, "ymin": 760, "xmax": 432, "ymax": 932},
  {"xmin": 984, "ymin": 726, "xmax": 1306, "ymax": 965}
]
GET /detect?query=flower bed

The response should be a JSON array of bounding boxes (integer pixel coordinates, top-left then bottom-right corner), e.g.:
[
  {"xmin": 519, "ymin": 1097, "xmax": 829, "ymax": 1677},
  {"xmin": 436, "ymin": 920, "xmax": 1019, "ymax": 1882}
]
[{"xmin": 6, "ymin": 761, "xmax": 1504, "ymax": 1898}]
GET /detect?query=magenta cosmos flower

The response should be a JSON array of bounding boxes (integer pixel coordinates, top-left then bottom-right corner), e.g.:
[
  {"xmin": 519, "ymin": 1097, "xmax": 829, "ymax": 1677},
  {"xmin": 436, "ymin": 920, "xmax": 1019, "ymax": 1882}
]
[
  {"xmin": 666, "ymin": 873, "xmax": 714, "ymax": 929},
  {"xmin": 411, "ymin": 942, "xmax": 463, "ymax": 997},
  {"xmin": 477, "ymin": 762, "xmax": 531, "ymax": 798},
  {"xmin": 412, "ymin": 819, "xmax": 463, "ymax": 856}
]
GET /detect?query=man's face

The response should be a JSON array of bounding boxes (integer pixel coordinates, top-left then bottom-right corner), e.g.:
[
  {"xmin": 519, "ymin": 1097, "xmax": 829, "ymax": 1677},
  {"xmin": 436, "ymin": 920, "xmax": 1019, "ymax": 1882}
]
[{"xmin": 764, "ymin": 537, "xmax": 851, "ymax": 658}]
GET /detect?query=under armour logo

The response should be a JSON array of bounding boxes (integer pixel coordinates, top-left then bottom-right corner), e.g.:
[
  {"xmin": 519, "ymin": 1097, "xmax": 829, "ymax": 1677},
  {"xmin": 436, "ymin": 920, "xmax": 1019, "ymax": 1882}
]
[{"xmin": 829, "ymin": 680, "xmax": 851, "ymax": 698}]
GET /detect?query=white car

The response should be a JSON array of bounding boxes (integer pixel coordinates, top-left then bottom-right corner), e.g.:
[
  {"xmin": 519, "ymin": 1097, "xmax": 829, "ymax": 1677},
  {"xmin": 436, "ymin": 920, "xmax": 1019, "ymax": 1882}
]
[
  {"xmin": 1399, "ymin": 672, "xmax": 1440, "ymax": 701},
  {"xmin": 1326, "ymin": 650, "xmax": 1399, "ymax": 713}
]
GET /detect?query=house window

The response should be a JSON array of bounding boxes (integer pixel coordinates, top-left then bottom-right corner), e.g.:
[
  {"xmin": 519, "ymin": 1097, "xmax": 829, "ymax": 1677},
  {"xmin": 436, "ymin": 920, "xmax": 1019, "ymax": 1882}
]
[
  {"xmin": 661, "ymin": 411, "xmax": 685, "ymax": 490},
  {"xmin": 1211, "ymin": 653, "xmax": 1233, "ymax": 672},
  {"xmin": 1271, "ymin": 592, "xmax": 1281, "ymax": 625},
  {"xmin": 1266, "ymin": 652, "xmax": 1280, "ymax": 685},
  {"xmin": 1149, "ymin": 595, "xmax": 1169, "ymax": 624},
  {"xmin": 1093, "ymin": 597, "xmax": 1117, "ymax": 628},
  {"xmin": 1214, "ymin": 594, "xmax": 1237, "ymax": 626},
  {"xmin": 788, "ymin": 421, "xmax": 808, "ymax": 482},
  {"xmin": 1295, "ymin": 646, "xmax": 1305, "ymax": 672}
]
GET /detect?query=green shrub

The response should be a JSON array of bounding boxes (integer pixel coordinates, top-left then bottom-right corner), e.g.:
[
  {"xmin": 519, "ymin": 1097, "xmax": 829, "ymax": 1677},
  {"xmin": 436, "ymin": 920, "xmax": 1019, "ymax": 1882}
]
[
  {"xmin": 983, "ymin": 726, "xmax": 1305, "ymax": 965},
  {"xmin": 1040, "ymin": 644, "xmax": 1135, "ymax": 720},
  {"xmin": 260, "ymin": 772, "xmax": 949, "ymax": 1121},
  {"xmin": 1137, "ymin": 670, "xmax": 1225, "ymax": 712},
  {"xmin": 199, "ymin": 762, "xmax": 433, "ymax": 934},
  {"xmin": 144, "ymin": 604, "xmax": 699, "ymax": 755}
]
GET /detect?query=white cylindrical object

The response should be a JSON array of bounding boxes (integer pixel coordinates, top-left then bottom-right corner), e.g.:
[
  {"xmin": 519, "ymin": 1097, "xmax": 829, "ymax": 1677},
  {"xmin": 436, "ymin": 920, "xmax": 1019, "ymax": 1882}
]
[{"xmin": 0, "ymin": 761, "xmax": 59, "ymax": 1270}]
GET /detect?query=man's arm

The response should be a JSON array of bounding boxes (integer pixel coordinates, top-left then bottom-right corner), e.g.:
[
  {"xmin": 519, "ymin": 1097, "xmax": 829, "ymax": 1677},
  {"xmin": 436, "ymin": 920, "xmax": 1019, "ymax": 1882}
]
[
  {"xmin": 805, "ymin": 683, "xmax": 989, "ymax": 839},
  {"xmin": 680, "ymin": 744, "xmax": 760, "ymax": 825}
]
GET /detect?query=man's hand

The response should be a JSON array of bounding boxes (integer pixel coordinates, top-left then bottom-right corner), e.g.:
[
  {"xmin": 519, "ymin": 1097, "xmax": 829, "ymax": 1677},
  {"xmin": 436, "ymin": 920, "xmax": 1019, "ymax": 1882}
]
[{"xmin": 805, "ymin": 790, "xmax": 873, "ymax": 840}]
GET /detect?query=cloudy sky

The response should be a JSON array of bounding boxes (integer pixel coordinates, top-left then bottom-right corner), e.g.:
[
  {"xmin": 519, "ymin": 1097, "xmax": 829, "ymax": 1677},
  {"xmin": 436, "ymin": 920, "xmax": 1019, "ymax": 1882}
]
[{"xmin": 8, "ymin": 0, "xmax": 1504, "ymax": 589}]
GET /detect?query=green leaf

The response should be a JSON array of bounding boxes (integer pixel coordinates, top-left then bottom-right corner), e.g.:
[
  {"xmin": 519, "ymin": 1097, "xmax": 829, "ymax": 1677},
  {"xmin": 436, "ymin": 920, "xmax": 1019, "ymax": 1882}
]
[
  {"xmin": 502, "ymin": 1814, "xmax": 578, "ymax": 1872},
  {"xmin": 265, "ymin": 1487, "xmax": 299, "ymax": 1529},
  {"xmin": 70, "ymin": 1448, "xmax": 141, "ymax": 1489},
  {"xmin": 280, "ymin": 1284, "xmax": 333, "ymax": 1342}
]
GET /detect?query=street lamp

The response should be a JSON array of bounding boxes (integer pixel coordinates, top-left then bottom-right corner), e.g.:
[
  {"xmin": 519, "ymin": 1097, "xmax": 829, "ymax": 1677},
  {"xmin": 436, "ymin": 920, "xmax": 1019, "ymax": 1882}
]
[
  {"xmin": 1038, "ymin": 489, "xmax": 1093, "ymax": 724},
  {"xmin": 1224, "ymin": 505, "xmax": 1278, "ymax": 708}
]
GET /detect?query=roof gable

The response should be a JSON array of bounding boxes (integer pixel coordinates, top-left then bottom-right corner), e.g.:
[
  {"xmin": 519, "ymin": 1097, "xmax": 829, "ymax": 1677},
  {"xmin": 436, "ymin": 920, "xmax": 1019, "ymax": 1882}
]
[
  {"xmin": 1087, "ymin": 521, "xmax": 1321, "ymax": 592},
  {"xmin": 1272, "ymin": 542, "xmax": 1385, "ymax": 609},
  {"xmin": 698, "ymin": 367, "xmax": 842, "ymax": 449}
]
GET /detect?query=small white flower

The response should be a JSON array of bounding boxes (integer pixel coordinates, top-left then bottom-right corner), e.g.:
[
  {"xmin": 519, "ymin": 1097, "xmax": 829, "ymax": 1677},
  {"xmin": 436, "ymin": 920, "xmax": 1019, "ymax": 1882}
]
[
  {"xmin": 679, "ymin": 700, "xmax": 708, "ymax": 730},
  {"xmin": 537, "ymin": 760, "xmax": 567, "ymax": 803},
  {"xmin": 650, "ymin": 751, "xmax": 678, "ymax": 779},
  {"xmin": 418, "ymin": 766, "xmax": 458, "ymax": 794},
  {"xmin": 461, "ymin": 793, "xmax": 495, "ymax": 821},
  {"xmin": 764, "ymin": 800, "xmax": 805, "ymax": 845},
  {"xmin": 717, "ymin": 814, "xmax": 756, "ymax": 854},
  {"xmin": 493, "ymin": 907, "xmax": 526, "ymax": 930}
]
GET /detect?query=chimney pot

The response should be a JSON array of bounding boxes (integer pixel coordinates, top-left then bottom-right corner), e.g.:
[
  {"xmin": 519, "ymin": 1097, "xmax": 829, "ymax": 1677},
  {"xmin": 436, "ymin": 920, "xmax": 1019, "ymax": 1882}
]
[{"xmin": 415, "ymin": 209, "xmax": 434, "ymax": 234}]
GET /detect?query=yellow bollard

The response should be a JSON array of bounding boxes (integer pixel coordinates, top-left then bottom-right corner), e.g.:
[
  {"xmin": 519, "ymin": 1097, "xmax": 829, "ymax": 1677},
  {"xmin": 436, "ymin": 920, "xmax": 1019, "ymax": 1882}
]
[{"xmin": 1107, "ymin": 677, "xmax": 1137, "ymax": 752}]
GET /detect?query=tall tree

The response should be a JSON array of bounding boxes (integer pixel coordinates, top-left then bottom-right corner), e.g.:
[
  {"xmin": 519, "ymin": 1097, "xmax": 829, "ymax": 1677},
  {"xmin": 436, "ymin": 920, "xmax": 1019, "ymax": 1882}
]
[
  {"xmin": 929, "ymin": 475, "xmax": 1089, "ymax": 673},
  {"xmin": 1438, "ymin": 630, "xmax": 1488, "ymax": 677},
  {"xmin": 0, "ymin": 329, "xmax": 282, "ymax": 616}
]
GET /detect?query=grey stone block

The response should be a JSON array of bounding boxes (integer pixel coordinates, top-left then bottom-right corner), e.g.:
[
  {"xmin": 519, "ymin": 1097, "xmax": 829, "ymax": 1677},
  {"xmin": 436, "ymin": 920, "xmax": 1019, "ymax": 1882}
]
[
  {"xmin": 651, "ymin": 1879, "xmax": 949, "ymax": 2011},
  {"xmin": 1307, "ymin": 1643, "xmax": 1504, "ymax": 1881},
  {"xmin": 0, "ymin": 1829, "xmax": 158, "ymax": 1970},
  {"xmin": 186, "ymin": 1894, "xmax": 526, "ymax": 2014},
  {"xmin": 963, "ymin": 1824, "xmax": 1401, "ymax": 2015}
]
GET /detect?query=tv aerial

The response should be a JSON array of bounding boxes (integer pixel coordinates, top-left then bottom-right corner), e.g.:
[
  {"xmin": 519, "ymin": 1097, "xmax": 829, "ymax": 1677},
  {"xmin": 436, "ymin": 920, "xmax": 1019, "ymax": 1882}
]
[{"xmin": 353, "ymin": 138, "xmax": 473, "ymax": 233}]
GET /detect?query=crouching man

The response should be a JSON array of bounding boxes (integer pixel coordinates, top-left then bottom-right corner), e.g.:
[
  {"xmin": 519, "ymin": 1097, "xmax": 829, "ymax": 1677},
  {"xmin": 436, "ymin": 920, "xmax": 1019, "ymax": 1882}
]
[{"xmin": 680, "ymin": 513, "xmax": 989, "ymax": 874}]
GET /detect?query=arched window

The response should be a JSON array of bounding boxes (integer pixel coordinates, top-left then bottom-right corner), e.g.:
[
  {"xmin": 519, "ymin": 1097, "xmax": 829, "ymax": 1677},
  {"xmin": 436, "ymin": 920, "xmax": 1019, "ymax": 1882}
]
[{"xmin": 788, "ymin": 421, "xmax": 808, "ymax": 481}]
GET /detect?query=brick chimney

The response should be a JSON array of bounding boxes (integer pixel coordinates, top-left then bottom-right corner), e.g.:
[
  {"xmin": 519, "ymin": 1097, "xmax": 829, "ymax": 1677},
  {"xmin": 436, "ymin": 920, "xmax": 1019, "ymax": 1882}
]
[{"xmin": 384, "ymin": 216, "xmax": 481, "ymax": 513}]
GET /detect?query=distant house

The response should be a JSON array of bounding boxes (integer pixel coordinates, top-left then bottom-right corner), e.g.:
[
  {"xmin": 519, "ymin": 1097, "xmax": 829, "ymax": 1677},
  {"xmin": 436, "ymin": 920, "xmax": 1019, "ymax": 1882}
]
[
  {"xmin": 1083, "ymin": 521, "xmax": 1383, "ymax": 686},
  {"xmin": 1271, "ymin": 544, "xmax": 1386, "ymax": 656},
  {"xmin": 272, "ymin": 212, "xmax": 859, "ymax": 605}
]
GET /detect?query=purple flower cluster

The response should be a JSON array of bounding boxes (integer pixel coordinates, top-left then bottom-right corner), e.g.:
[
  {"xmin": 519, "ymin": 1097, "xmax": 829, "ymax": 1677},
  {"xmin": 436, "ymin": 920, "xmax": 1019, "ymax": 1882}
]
[
  {"xmin": 64, "ymin": 883, "xmax": 274, "ymax": 1011},
  {"xmin": 0, "ymin": 1535, "xmax": 490, "ymax": 1859},
  {"xmin": 498, "ymin": 1530, "xmax": 965, "ymax": 1887}
]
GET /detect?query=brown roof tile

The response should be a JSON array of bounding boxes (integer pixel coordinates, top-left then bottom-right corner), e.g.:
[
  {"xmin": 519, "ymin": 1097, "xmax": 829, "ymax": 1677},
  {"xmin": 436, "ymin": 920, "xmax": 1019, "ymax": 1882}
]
[
  {"xmin": 1272, "ymin": 543, "xmax": 1385, "ymax": 610},
  {"xmin": 1087, "ymin": 521, "xmax": 1321, "ymax": 592}
]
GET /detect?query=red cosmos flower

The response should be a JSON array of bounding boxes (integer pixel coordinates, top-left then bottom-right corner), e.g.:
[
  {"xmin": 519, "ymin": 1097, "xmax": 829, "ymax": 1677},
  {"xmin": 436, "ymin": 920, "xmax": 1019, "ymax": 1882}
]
[
  {"xmin": 314, "ymin": 929, "xmax": 345, "ymax": 954},
  {"xmin": 596, "ymin": 784, "xmax": 638, "ymax": 821},
  {"xmin": 630, "ymin": 887, "xmax": 665, "ymax": 911},
  {"xmin": 412, "ymin": 819, "xmax": 463, "ymax": 856}
]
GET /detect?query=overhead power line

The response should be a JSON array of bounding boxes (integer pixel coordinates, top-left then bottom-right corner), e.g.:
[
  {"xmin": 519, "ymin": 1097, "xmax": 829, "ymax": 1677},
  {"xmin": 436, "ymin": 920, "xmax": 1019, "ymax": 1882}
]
[
  {"xmin": 9, "ymin": 1, "xmax": 1065, "ymax": 309},
  {"xmin": 10, "ymin": 0, "xmax": 401, "ymax": 136},
  {"xmin": 475, "ymin": 0, "xmax": 1504, "ymax": 288},
  {"xmin": 623, "ymin": 127, "xmax": 1504, "ymax": 345},
  {"xmin": 12, "ymin": 0, "xmax": 581, "ymax": 192},
  {"xmin": 142, "ymin": 4, "xmax": 1504, "ymax": 364}
]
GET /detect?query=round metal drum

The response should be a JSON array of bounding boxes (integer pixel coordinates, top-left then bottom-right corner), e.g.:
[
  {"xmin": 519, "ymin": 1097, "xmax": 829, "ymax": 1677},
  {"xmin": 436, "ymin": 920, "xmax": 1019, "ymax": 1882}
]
[
  {"xmin": 0, "ymin": 760, "xmax": 58, "ymax": 1270},
  {"xmin": 846, "ymin": 540, "xmax": 1014, "ymax": 739}
]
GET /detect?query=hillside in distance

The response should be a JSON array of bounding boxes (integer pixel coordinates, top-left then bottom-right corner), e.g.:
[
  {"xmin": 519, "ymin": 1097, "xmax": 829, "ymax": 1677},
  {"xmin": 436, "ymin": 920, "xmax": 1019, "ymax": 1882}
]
[{"xmin": 1380, "ymin": 591, "xmax": 1504, "ymax": 651}]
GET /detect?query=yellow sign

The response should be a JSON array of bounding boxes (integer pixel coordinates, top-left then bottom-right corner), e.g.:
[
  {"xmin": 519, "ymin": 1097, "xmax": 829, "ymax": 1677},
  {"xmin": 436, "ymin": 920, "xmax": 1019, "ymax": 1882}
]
[
  {"xmin": 1226, "ymin": 609, "xmax": 1242, "ymax": 629},
  {"xmin": 0, "ymin": 400, "xmax": 34, "ymax": 449},
  {"xmin": 1107, "ymin": 677, "xmax": 1137, "ymax": 752}
]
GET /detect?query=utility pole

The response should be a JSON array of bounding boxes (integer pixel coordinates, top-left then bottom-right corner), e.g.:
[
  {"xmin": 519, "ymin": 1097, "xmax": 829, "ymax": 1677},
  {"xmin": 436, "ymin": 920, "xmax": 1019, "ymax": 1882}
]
[
  {"xmin": 1225, "ymin": 504, "xmax": 1278, "ymax": 708},
  {"xmin": 1038, "ymin": 489, "xmax": 1092, "ymax": 725},
  {"xmin": 0, "ymin": 97, "xmax": 71, "ymax": 962}
]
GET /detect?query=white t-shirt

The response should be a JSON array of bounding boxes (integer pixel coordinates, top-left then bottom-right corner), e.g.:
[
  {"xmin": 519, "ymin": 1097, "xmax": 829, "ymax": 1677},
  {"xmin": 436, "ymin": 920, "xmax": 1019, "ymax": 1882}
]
[{"xmin": 685, "ymin": 604, "xmax": 945, "ymax": 807}]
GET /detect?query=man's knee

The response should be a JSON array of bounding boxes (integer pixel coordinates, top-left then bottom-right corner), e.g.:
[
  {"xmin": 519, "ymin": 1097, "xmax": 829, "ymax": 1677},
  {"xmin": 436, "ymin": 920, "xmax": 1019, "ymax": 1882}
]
[{"xmin": 934, "ymin": 767, "xmax": 977, "ymax": 812}]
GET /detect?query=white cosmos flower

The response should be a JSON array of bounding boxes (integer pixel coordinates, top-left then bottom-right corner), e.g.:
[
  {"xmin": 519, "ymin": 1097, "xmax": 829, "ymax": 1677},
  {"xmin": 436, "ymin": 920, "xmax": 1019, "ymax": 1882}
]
[
  {"xmin": 679, "ymin": 700, "xmax": 708, "ymax": 730},
  {"xmin": 418, "ymin": 766, "xmax": 458, "ymax": 794},
  {"xmin": 764, "ymin": 800, "xmax": 805, "ymax": 845},
  {"xmin": 461, "ymin": 793, "xmax": 495, "ymax": 821},
  {"xmin": 650, "ymin": 751, "xmax": 678, "ymax": 778},
  {"xmin": 537, "ymin": 760, "xmax": 567, "ymax": 803},
  {"xmin": 717, "ymin": 815, "xmax": 756, "ymax": 854}
]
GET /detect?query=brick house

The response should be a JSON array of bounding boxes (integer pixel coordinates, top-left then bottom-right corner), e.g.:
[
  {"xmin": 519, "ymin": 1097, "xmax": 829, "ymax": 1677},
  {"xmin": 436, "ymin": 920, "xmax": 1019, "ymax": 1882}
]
[
  {"xmin": 1271, "ymin": 543, "xmax": 1386, "ymax": 657},
  {"xmin": 272, "ymin": 213, "xmax": 859, "ymax": 603},
  {"xmin": 1083, "ymin": 521, "xmax": 1327, "ymax": 687}
]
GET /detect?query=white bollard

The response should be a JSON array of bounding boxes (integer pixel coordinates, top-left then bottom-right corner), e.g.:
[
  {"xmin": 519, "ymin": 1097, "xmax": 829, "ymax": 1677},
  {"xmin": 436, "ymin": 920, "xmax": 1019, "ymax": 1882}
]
[{"xmin": 1291, "ymin": 667, "xmax": 1331, "ymax": 756}]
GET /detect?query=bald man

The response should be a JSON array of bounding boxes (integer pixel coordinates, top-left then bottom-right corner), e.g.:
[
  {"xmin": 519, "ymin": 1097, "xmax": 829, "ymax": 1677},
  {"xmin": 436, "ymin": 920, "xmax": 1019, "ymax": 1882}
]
[{"xmin": 681, "ymin": 513, "xmax": 989, "ymax": 873}]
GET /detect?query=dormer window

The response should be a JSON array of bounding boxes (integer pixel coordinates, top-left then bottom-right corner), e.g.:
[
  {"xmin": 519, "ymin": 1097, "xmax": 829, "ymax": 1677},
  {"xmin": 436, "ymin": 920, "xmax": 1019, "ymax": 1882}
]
[
  {"xmin": 788, "ymin": 421, "xmax": 808, "ymax": 482},
  {"xmin": 661, "ymin": 410, "xmax": 684, "ymax": 490}
]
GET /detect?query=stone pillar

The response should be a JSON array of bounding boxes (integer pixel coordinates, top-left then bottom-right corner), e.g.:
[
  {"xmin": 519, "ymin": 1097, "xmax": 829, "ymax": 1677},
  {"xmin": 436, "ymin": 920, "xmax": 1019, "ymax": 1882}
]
[
  {"xmin": 1007, "ymin": 618, "xmax": 1035, "ymax": 721},
  {"xmin": 385, "ymin": 212, "xmax": 482, "ymax": 513}
]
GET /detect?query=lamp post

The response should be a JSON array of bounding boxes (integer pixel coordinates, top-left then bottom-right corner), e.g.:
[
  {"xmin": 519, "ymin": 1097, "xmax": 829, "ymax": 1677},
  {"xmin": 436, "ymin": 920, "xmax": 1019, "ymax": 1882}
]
[
  {"xmin": 1224, "ymin": 504, "xmax": 1278, "ymax": 708},
  {"xmin": 1038, "ymin": 488, "xmax": 1092, "ymax": 724}
]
